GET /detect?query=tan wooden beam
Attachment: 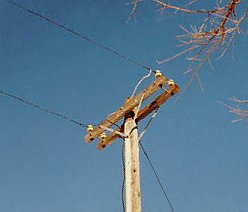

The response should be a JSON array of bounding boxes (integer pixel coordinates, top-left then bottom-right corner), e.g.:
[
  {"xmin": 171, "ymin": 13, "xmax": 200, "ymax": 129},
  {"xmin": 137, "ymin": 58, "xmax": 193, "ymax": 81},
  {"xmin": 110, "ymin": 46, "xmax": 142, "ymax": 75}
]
[
  {"xmin": 97, "ymin": 125, "xmax": 123, "ymax": 150},
  {"xmin": 84, "ymin": 76, "xmax": 167, "ymax": 143},
  {"xmin": 97, "ymin": 84, "xmax": 179, "ymax": 150},
  {"xmin": 136, "ymin": 84, "xmax": 179, "ymax": 123}
]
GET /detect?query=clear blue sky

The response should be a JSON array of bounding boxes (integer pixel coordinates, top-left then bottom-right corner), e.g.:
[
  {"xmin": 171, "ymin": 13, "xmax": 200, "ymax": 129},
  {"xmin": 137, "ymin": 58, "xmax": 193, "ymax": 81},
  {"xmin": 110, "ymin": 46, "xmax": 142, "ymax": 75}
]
[{"xmin": 0, "ymin": 0, "xmax": 247, "ymax": 211}]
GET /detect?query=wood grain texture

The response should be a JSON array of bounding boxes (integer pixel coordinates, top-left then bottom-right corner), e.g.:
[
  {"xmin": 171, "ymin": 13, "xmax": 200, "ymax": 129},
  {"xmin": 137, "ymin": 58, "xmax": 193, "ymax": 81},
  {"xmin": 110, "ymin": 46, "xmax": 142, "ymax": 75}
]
[
  {"xmin": 85, "ymin": 76, "xmax": 167, "ymax": 143},
  {"xmin": 124, "ymin": 112, "xmax": 141, "ymax": 212},
  {"xmin": 97, "ymin": 84, "xmax": 179, "ymax": 150}
]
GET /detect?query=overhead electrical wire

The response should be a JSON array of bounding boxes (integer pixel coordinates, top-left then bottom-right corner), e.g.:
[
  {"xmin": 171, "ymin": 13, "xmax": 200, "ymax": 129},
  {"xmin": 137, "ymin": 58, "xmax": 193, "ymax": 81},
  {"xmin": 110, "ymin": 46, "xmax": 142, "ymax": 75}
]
[
  {"xmin": 139, "ymin": 107, "xmax": 159, "ymax": 140},
  {"xmin": 4, "ymin": 2, "xmax": 176, "ymax": 211},
  {"xmin": 120, "ymin": 108, "xmax": 176, "ymax": 212},
  {"xmin": 8, "ymin": 0, "xmax": 153, "ymax": 73},
  {"xmin": 121, "ymin": 140, "xmax": 176, "ymax": 212},
  {"xmin": 139, "ymin": 142, "xmax": 176, "ymax": 212},
  {"xmin": 0, "ymin": 89, "xmax": 87, "ymax": 128},
  {"xmin": 5, "ymin": 0, "xmax": 156, "ymax": 128},
  {"xmin": 138, "ymin": 108, "xmax": 176, "ymax": 212}
]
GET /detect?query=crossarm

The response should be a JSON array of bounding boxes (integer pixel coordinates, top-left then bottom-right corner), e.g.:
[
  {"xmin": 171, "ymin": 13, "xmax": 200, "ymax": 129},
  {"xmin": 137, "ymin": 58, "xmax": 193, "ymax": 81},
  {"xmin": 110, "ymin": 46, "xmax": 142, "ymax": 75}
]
[
  {"xmin": 97, "ymin": 84, "xmax": 179, "ymax": 150},
  {"xmin": 84, "ymin": 76, "xmax": 167, "ymax": 143}
]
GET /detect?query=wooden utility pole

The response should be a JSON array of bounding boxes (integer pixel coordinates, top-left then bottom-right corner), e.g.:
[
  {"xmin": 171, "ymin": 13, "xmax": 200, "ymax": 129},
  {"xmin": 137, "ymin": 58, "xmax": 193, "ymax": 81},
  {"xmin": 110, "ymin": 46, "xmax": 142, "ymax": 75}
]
[
  {"xmin": 124, "ymin": 110, "xmax": 141, "ymax": 212},
  {"xmin": 85, "ymin": 71, "xmax": 179, "ymax": 212}
]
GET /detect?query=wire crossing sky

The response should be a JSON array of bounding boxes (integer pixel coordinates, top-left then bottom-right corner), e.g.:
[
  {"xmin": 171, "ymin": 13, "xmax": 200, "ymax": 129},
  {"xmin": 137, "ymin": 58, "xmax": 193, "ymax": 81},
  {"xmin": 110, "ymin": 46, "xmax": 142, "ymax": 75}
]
[
  {"xmin": 2, "ymin": 2, "xmax": 174, "ymax": 210},
  {"xmin": 8, "ymin": 0, "xmax": 152, "ymax": 72},
  {"xmin": 0, "ymin": 89, "xmax": 87, "ymax": 127},
  {"xmin": 0, "ymin": 0, "xmax": 247, "ymax": 212}
]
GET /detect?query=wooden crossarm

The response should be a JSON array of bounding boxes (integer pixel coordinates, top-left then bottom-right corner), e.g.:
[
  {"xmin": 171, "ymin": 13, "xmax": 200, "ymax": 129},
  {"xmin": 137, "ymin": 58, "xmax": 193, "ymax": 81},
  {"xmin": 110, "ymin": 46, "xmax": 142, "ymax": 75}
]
[
  {"xmin": 84, "ymin": 76, "xmax": 167, "ymax": 143},
  {"xmin": 97, "ymin": 84, "xmax": 179, "ymax": 150},
  {"xmin": 136, "ymin": 84, "xmax": 179, "ymax": 123},
  {"xmin": 97, "ymin": 125, "xmax": 124, "ymax": 150}
]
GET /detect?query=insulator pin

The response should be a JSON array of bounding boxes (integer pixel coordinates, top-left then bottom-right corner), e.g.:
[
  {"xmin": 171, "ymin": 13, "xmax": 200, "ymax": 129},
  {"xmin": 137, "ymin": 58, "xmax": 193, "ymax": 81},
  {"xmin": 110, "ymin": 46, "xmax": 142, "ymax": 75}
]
[
  {"xmin": 155, "ymin": 70, "xmax": 162, "ymax": 78},
  {"xmin": 87, "ymin": 124, "xmax": 94, "ymax": 133}
]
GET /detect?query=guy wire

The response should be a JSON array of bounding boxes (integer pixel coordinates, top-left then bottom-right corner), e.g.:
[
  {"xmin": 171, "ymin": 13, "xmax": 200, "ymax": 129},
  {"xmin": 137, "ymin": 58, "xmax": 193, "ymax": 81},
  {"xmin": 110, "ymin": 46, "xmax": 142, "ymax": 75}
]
[
  {"xmin": 138, "ymin": 108, "xmax": 176, "ymax": 212},
  {"xmin": 139, "ymin": 142, "xmax": 176, "ymax": 212}
]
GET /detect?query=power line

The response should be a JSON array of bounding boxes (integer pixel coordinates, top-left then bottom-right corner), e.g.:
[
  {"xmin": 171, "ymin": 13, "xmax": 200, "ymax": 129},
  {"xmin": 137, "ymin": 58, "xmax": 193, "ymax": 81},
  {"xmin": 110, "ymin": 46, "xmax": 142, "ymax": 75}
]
[
  {"xmin": 139, "ymin": 142, "xmax": 176, "ymax": 212},
  {"xmin": 139, "ymin": 107, "xmax": 159, "ymax": 140},
  {"xmin": 0, "ymin": 89, "xmax": 87, "ymax": 128},
  {"xmin": 6, "ymin": 2, "xmax": 175, "ymax": 209},
  {"xmin": 119, "ymin": 108, "xmax": 176, "ymax": 212},
  {"xmin": 8, "ymin": 0, "xmax": 152, "ymax": 72},
  {"xmin": 138, "ymin": 108, "xmax": 176, "ymax": 212}
]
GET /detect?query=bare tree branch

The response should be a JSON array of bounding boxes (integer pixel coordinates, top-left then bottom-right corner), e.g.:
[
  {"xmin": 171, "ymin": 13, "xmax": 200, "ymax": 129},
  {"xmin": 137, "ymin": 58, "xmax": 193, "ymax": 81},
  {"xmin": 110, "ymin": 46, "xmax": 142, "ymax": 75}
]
[
  {"xmin": 154, "ymin": 0, "xmax": 247, "ymax": 90},
  {"xmin": 220, "ymin": 98, "xmax": 248, "ymax": 123}
]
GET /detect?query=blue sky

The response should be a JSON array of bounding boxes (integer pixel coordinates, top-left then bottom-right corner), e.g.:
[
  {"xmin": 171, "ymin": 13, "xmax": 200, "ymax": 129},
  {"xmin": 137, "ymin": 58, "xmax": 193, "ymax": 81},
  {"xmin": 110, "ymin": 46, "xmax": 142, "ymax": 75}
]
[{"xmin": 0, "ymin": 0, "xmax": 248, "ymax": 212}]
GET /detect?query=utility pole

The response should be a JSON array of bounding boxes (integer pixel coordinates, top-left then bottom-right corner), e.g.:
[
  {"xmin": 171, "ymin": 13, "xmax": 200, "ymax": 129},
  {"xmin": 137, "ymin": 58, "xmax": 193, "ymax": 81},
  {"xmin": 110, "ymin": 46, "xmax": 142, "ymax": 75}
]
[
  {"xmin": 85, "ymin": 71, "xmax": 179, "ymax": 212},
  {"xmin": 124, "ymin": 110, "xmax": 141, "ymax": 212}
]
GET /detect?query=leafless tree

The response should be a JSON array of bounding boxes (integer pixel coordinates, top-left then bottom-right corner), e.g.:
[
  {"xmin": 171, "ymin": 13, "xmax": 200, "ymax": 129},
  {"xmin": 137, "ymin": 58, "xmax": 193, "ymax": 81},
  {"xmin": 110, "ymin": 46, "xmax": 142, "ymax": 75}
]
[
  {"xmin": 221, "ymin": 97, "xmax": 248, "ymax": 123},
  {"xmin": 127, "ymin": 0, "xmax": 248, "ymax": 123}
]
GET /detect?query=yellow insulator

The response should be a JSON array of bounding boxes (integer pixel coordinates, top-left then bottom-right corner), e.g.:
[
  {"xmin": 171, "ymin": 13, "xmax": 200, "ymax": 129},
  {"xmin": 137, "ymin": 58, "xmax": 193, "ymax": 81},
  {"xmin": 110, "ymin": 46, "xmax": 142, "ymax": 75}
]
[
  {"xmin": 155, "ymin": 70, "xmax": 162, "ymax": 78},
  {"xmin": 87, "ymin": 124, "xmax": 94, "ymax": 133},
  {"xmin": 100, "ymin": 133, "xmax": 107, "ymax": 141},
  {"xmin": 167, "ymin": 79, "xmax": 175, "ymax": 88}
]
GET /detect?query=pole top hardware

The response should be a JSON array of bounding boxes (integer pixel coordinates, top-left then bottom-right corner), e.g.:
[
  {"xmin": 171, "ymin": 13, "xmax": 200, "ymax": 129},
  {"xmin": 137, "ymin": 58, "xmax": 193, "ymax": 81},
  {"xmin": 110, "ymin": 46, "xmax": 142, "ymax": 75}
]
[
  {"xmin": 85, "ymin": 72, "xmax": 179, "ymax": 150},
  {"xmin": 87, "ymin": 124, "xmax": 94, "ymax": 133},
  {"xmin": 155, "ymin": 70, "xmax": 163, "ymax": 78}
]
